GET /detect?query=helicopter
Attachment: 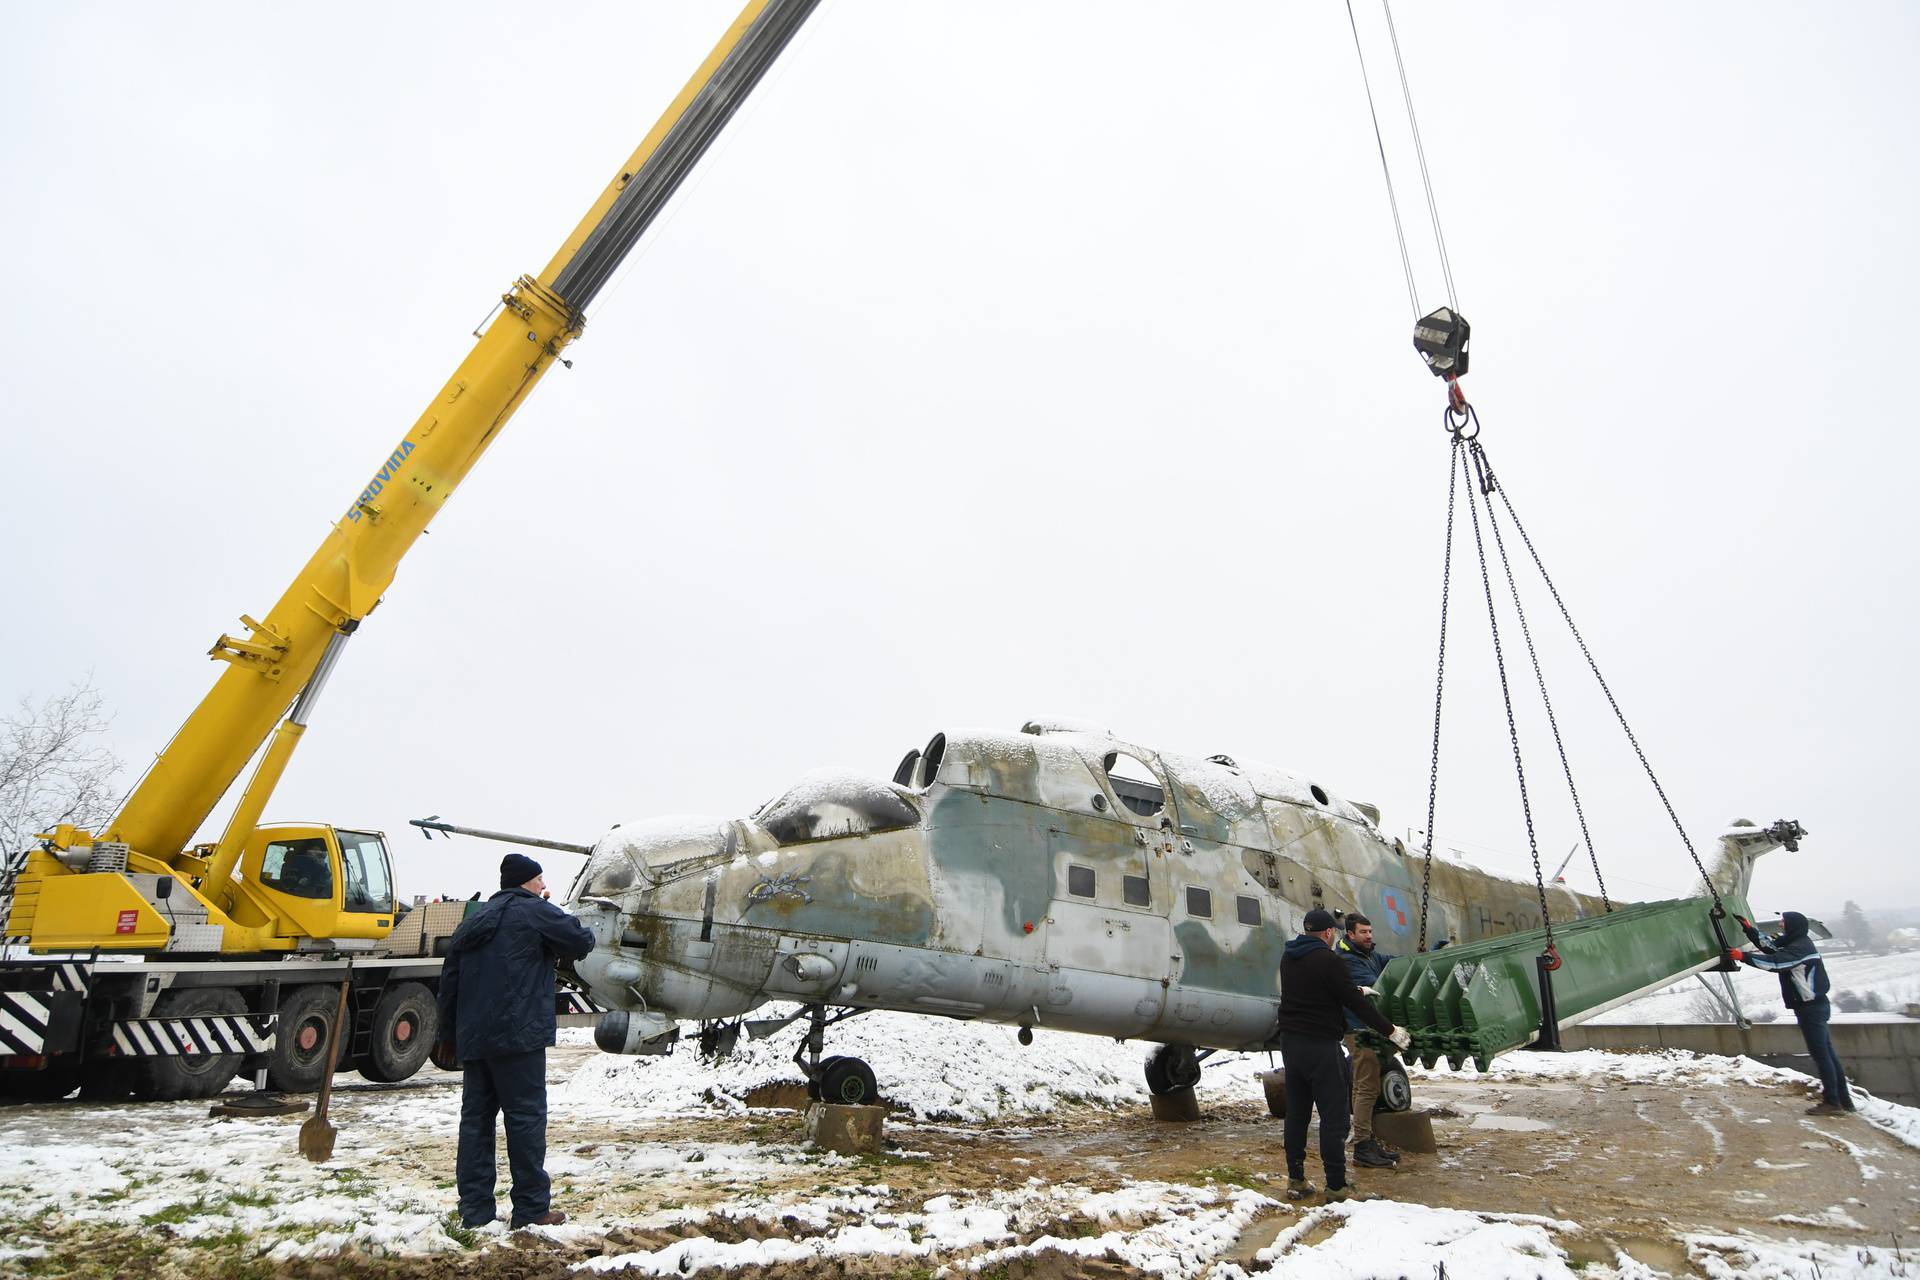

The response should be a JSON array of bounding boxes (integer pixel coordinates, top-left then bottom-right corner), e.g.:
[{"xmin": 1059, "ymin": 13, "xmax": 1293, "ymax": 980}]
[{"xmin": 558, "ymin": 719, "xmax": 1798, "ymax": 1105}]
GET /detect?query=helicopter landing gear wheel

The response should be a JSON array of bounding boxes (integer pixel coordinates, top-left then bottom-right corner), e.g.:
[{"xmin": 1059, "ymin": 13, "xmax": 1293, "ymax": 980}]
[
  {"xmin": 819, "ymin": 1056, "xmax": 878, "ymax": 1106},
  {"xmin": 1144, "ymin": 1043, "xmax": 1201, "ymax": 1096}
]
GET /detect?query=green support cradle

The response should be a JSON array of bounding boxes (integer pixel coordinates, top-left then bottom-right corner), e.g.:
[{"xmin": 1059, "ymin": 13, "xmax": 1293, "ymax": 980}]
[{"xmin": 1367, "ymin": 893, "xmax": 1749, "ymax": 1071}]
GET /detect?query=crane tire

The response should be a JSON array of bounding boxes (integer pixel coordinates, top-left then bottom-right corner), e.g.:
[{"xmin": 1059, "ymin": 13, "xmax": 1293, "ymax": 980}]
[
  {"xmin": 0, "ymin": 1059, "xmax": 81, "ymax": 1103},
  {"xmin": 360, "ymin": 982, "xmax": 437, "ymax": 1083},
  {"xmin": 135, "ymin": 987, "xmax": 247, "ymax": 1101},
  {"xmin": 266, "ymin": 984, "xmax": 349, "ymax": 1094}
]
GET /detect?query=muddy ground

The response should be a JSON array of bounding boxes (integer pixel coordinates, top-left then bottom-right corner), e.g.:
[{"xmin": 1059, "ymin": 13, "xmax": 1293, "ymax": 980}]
[{"xmin": 3, "ymin": 1044, "xmax": 1916, "ymax": 1279}]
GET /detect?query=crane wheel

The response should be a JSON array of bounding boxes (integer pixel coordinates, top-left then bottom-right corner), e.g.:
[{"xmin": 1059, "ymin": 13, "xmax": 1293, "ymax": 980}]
[
  {"xmin": 0, "ymin": 1058, "xmax": 81, "ymax": 1103},
  {"xmin": 266, "ymin": 985, "xmax": 350, "ymax": 1093},
  {"xmin": 360, "ymin": 982, "xmax": 437, "ymax": 1083},
  {"xmin": 135, "ymin": 987, "xmax": 247, "ymax": 1101}
]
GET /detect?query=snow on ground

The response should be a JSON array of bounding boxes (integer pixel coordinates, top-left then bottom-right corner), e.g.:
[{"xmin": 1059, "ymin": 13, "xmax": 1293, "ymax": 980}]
[
  {"xmin": 1591, "ymin": 949, "xmax": 1920, "ymax": 1024},
  {"xmin": 1242, "ymin": 1201, "xmax": 1587, "ymax": 1280},
  {"xmin": 561, "ymin": 1001, "xmax": 1920, "ymax": 1155},
  {"xmin": 582, "ymin": 1179, "xmax": 1276, "ymax": 1278},
  {"xmin": 1421, "ymin": 1046, "xmax": 1920, "ymax": 1152},
  {"xmin": 5, "ymin": 1032, "xmax": 1920, "ymax": 1277},
  {"xmin": 561, "ymin": 1005, "xmax": 1272, "ymax": 1121}
]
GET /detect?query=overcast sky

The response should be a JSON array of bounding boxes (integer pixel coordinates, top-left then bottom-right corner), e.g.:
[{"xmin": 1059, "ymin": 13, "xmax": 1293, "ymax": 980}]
[{"xmin": 4, "ymin": 2, "xmax": 1916, "ymax": 920}]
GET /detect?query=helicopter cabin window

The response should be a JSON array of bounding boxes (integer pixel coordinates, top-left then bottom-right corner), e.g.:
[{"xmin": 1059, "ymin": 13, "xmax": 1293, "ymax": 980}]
[
  {"xmin": 1123, "ymin": 874, "xmax": 1150, "ymax": 907},
  {"xmin": 1067, "ymin": 865, "xmax": 1096, "ymax": 898},
  {"xmin": 1236, "ymin": 895, "xmax": 1261, "ymax": 927},
  {"xmin": 757, "ymin": 770, "xmax": 920, "ymax": 845},
  {"xmin": 261, "ymin": 838, "xmax": 333, "ymax": 900},
  {"xmin": 339, "ymin": 831, "xmax": 394, "ymax": 914},
  {"xmin": 1103, "ymin": 752, "xmax": 1164, "ymax": 818},
  {"xmin": 1186, "ymin": 885, "xmax": 1212, "ymax": 918}
]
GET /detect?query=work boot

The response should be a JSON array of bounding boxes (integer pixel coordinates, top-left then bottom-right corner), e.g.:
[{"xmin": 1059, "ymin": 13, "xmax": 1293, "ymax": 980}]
[
  {"xmin": 1353, "ymin": 1139, "xmax": 1398, "ymax": 1168},
  {"xmin": 1324, "ymin": 1184, "xmax": 1379, "ymax": 1203},
  {"xmin": 514, "ymin": 1210, "xmax": 567, "ymax": 1228},
  {"xmin": 1805, "ymin": 1102, "xmax": 1848, "ymax": 1116},
  {"xmin": 1285, "ymin": 1177, "xmax": 1317, "ymax": 1201}
]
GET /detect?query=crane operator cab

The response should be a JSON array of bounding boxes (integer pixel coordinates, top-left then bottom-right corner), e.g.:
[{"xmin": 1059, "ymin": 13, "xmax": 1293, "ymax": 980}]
[{"xmin": 239, "ymin": 824, "xmax": 396, "ymax": 944}]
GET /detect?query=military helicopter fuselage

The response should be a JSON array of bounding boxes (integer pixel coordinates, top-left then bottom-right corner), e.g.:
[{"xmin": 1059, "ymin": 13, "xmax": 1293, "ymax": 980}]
[{"xmin": 565, "ymin": 722, "xmax": 1783, "ymax": 1074}]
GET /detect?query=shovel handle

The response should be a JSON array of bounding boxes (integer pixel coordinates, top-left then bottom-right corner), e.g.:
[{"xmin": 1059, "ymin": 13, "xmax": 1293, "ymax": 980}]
[{"xmin": 313, "ymin": 978, "xmax": 351, "ymax": 1121}]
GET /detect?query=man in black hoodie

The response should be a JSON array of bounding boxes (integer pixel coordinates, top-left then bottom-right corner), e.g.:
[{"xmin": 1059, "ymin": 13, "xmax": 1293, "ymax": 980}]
[
  {"xmin": 1276, "ymin": 908, "xmax": 1411, "ymax": 1200},
  {"xmin": 438, "ymin": 853, "xmax": 596, "ymax": 1229}
]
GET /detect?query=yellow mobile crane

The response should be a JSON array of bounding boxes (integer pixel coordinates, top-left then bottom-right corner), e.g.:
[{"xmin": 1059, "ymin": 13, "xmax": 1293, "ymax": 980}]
[{"xmin": 0, "ymin": 0, "xmax": 821, "ymax": 1101}]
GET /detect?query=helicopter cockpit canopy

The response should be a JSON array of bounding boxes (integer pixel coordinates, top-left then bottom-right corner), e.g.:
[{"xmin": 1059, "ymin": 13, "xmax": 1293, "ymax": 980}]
[{"xmin": 752, "ymin": 769, "xmax": 920, "ymax": 845}]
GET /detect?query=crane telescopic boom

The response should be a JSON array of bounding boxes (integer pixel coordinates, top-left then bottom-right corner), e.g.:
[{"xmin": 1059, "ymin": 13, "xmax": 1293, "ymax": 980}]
[{"xmin": 16, "ymin": 0, "xmax": 819, "ymax": 954}]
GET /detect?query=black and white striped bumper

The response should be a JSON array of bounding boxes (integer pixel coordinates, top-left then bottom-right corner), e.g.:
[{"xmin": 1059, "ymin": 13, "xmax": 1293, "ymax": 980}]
[{"xmin": 110, "ymin": 1015, "xmax": 276, "ymax": 1057}]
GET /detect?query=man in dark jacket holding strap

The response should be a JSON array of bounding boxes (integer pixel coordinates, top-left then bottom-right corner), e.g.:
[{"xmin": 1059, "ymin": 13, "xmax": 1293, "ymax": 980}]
[
  {"xmin": 1277, "ymin": 908, "xmax": 1411, "ymax": 1202},
  {"xmin": 438, "ymin": 853, "xmax": 596, "ymax": 1229},
  {"xmin": 1733, "ymin": 910, "xmax": 1855, "ymax": 1115},
  {"xmin": 1336, "ymin": 913, "xmax": 1399, "ymax": 1168}
]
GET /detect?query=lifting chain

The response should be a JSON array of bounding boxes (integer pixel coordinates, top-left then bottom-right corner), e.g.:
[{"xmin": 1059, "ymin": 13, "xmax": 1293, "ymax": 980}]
[
  {"xmin": 1416, "ymin": 425, "xmax": 1462, "ymax": 952},
  {"xmin": 1488, "ymin": 481, "xmax": 1724, "ymax": 913},
  {"xmin": 1458, "ymin": 433, "xmax": 1557, "ymax": 955},
  {"xmin": 1417, "ymin": 380, "xmax": 1723, "ymax": 955},
  {"xmin": 1473, "ymin": 438, "xmax": 1611, "ymax": 915}
]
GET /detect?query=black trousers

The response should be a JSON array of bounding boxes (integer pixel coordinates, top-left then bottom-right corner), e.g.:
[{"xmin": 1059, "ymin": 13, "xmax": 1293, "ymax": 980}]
[
  {"xmin": 457, "ymin": 1049, "xmax": 550, "ymax": 1227},
  {"xmin": 1281, "ymin": 1032, "xmax": 1351, "ymax": 1188}
]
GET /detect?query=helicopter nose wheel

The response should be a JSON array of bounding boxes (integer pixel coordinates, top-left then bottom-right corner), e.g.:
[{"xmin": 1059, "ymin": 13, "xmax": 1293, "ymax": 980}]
[
  {"xmin": 818, "ymin": 1056, "xmax": 878, "ymax": 1105},
  {"xmin": 794, "ymin": 1004, "xmax": 883, "ymax": 1106}
]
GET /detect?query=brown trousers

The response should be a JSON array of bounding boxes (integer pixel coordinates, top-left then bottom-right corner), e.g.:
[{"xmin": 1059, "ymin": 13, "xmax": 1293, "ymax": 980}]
[{"xmin": 1344, "ymin": 1032, "xmax": 1380, "ymax": 1143}]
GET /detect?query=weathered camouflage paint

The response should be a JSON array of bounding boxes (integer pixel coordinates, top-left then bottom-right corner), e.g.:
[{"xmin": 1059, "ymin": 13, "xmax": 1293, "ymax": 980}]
[{"xmin": 567, "ymin": 724, "xmax": 1786, "ymax": 1055}]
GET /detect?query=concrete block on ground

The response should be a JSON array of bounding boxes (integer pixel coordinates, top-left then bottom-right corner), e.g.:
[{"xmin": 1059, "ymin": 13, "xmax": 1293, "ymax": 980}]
[
  {"xmin": 1150, "ymin": 1086, "xmax": 1202, "ymax": 1122},
  {"xmin": 805, "ymin": 1101, "xmax": 884, "ymax": 1155},
  {"xmin": 1373, "ymin": 1108, "xmax": 1438, "ymax": 1154}
]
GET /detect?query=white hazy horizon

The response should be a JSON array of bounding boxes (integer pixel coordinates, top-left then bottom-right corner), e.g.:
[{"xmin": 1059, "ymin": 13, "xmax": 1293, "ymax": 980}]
[{"xmin": 4, "ymin": 2, "xmax": 1916, "ymax": 915}]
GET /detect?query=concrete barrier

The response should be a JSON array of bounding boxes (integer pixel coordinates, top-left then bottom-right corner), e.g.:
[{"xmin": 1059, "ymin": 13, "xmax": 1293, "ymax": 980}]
[{"xmin": 1557, "ymin": 1021, "xmax": 1920, "ymax": 1105}]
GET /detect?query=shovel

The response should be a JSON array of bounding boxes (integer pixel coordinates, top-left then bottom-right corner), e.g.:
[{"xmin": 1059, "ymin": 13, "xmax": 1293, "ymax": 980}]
[{"xmin": 298, "ymin": 978, "xmax": 351, "ymax": 1162}]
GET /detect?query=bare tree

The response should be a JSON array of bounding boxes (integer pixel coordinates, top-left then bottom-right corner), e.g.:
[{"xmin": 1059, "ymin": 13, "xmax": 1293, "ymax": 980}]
[{"xmin": 1, "ymin": 679, "xmax": 125, "ymax": 933}]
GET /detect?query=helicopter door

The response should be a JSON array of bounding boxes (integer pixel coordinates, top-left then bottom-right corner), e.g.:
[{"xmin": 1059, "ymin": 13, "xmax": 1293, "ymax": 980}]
[{"xmin": 1045, "ymin": 745, "xmax": 1177, "ymax": 988}]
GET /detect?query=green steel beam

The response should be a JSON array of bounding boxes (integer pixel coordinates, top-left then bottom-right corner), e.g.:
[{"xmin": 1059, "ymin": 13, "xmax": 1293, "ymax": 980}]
[{"xmin": 1367, "ymin": 893, "xmax": 1749, "ymax": 1070}]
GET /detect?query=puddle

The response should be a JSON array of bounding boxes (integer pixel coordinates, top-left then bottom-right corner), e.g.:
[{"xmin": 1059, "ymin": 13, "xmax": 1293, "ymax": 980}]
[{"xmin": 1470, "ymin": 1114, "xmax": 1552, "ymax": 1132}]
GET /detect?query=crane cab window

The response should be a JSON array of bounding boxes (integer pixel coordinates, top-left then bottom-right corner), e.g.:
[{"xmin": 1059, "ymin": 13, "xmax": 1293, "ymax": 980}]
[
  {"xmin": 1067, "ymin": 865, "xmax": 1096, "ymax": 898},
  {"xmin": 339, "ymin": 831, "xmax": 394, "ymax": 914},
  {"xmin": 1123, "ymin": 874, "xmax": 1151, "ymax": 907},
  {"xmin": 1185, "ymin": 886, "xmax": 1213, "ymax": 918},
  {"xmin": 1103, "ymin": 752, "xmax": 1164, "ymax": 818},
  {"xmin": 261, "ymin": 838, "xmax": 333, "ymax": 900}
]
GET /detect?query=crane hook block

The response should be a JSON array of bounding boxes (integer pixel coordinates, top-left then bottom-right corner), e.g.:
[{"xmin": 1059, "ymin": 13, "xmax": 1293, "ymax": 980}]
[{"xmin": 1413, "ymin": 307, "xmax": 1471, "ymax": 378}]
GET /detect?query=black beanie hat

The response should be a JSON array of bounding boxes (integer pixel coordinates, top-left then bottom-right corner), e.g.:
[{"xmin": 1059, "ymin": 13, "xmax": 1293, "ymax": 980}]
[
  {"xmin": 1302, "ymin": 907, "xmax": 1338, "ymax": 932},
  {"xmin": 500, "ymin": 852, "xmax": 543, "ymax": 890}
]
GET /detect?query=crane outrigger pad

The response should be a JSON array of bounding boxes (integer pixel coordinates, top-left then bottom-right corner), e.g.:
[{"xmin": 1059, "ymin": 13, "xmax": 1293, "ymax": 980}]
[{"xmin": 1368, "ymin": 893, "xmax": 1750, "ymax": 1071}]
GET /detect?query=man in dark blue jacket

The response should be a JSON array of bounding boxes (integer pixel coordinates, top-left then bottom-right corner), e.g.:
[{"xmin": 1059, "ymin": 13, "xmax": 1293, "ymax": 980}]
[
  {"xmin": 1276, "ymin": 908, "xmax": 1410, "ymax": 1202},
  {"xmin": 1734, "ymin": 910, "xmax": 1854, "ymax": 1115},
  {"xmin": 1336, "ymin": 913, "xmax": 1397, "ymax": 1168},
  {"xmin": 438, "ymin": 853, "xmax": 597, "ymax": 1228}
]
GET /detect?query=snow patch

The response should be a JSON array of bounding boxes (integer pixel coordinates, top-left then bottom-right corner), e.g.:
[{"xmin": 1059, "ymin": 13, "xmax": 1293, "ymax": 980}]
[{"xmin": 1254, "ymin": 1201, "xmax": 1584, "ymax": 1280}]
